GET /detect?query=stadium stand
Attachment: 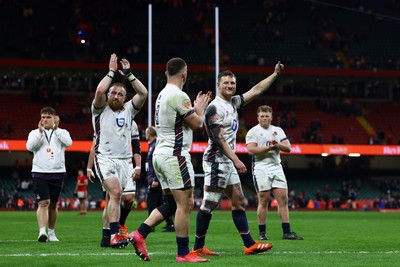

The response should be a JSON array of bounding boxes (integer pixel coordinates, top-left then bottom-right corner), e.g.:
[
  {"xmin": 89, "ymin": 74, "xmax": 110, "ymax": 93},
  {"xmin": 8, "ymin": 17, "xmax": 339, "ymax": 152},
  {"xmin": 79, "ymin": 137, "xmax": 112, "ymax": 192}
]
[
  {"xmin": 0, "ymin": 93, "xmax": 93, "ymax": 140},
  {"xmin": 363, "ymin": 102, "xmax": 400, "ymax": 144},
  {"xmin": 1, "ymin": 1, "xmax": 399, "ymax": 69},
  {"xmin": 1, "ymin": 0, "xmax": 399, "ymax": 210},
  {"xmin": 0, "ymin": 166, "xmax": 105, "ymax": 209},
  {"xmin": 2, "ymin": 91, "xmax": 395, "ymax": 145}
]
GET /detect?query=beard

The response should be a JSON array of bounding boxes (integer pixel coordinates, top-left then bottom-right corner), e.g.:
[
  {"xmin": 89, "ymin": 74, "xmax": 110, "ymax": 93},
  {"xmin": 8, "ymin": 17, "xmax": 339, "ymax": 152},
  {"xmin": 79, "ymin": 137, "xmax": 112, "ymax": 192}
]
[{"xmin": 108, "ymin": 99, "xmax": 124, "ymax": 111}]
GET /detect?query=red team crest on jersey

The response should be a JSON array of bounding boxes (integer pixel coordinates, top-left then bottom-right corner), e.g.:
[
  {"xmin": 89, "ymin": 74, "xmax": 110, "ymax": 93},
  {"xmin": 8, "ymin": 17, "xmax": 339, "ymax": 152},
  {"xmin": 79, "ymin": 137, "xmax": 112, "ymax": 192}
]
[
  {"xmin": 182, "ymin": 99, "xmax": 191, "ymax": 109},
  {"xmin": 210, "ymin": 116, "xmax": 219, "ymax": 123},
  {"xmin": 46, "ymin": 148, "xmax": 51, "ymax": 152}
]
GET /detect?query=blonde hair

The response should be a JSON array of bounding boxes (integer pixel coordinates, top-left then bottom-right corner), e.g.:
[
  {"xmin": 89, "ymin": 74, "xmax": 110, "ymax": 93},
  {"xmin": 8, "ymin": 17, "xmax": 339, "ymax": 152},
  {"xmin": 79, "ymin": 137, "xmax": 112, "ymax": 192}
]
[{"xmin": 257, "ymin": 105, "xmax": 273, "ymax": 114}]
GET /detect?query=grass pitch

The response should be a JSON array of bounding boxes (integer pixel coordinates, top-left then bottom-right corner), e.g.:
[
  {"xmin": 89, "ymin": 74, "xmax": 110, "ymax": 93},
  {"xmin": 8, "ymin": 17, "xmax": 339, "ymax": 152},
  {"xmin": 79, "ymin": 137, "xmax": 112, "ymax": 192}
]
[{"xmin": 0, "ymin": 210, "xmax": 399, "ymax": 266}]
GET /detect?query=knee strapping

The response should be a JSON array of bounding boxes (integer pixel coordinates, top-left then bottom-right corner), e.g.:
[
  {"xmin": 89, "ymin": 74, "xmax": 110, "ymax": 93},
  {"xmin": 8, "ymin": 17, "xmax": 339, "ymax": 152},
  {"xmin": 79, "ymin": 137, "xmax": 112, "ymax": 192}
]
[
  {"xmin": 157, "ymin": 195, "xmax": 177, "ymax": 219},
  {"xmin": 201, "ymin": 191, "xmax": 222, "ymax": 213},
  {"xmin": 203, "ymin": 190, "xmax": 222, "ymax": 203}
]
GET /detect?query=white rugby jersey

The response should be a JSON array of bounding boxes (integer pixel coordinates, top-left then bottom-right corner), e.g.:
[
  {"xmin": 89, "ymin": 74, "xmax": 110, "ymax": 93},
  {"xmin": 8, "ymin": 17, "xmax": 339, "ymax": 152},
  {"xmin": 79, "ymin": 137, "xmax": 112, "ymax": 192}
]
[
  {"xmin": 131, "ymin": 120, "xmax": 139, "ymax": 139},
  {"xmin": 203, "ymin": 95, "xmax": 244, "ymax": 163},
  {"xmin": 153, "ymin": 84, "xmax": 194, "ymax": 157},
  {"xmin": 245, "ymin": 124, "xmax": 287, "ymax": 172},
  {"xmin": 26, "ymin": 127, "xmax": 72, "ymax": 173},
  {"xmin": 92, "ymin": 100, "xmax": 139, "ymax": 158}
]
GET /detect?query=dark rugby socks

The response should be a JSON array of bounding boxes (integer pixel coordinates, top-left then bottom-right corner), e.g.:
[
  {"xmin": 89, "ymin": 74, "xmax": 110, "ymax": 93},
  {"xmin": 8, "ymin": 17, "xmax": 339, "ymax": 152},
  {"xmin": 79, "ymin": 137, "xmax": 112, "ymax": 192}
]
[
  {"xmin": 176, "ymin": 236, "xmax": 190, "ymax": 256},
  {"xmin": 102, "ymin": 228, "xmax": 110, "ymax": 239},
  {"xmin": 119, "ymin": 204, "xmax": 131, "ymax": 226},
  {"xmin": 194, "ymin": 209, "xmax": 212, "ymax": 250},
  {"xmin": 232, "ymin": 210, "xmax": 254, "ymax": 248},
  {"xmin": 259, "ymin": 224, "xmax": 266, "ymax": 235},
  {"xmin": 138, "ymin": 223, "xmax": 153, "ymax": 239},
  {"xmin": 110, "ymin": 222, "xmax": 119, "ymax": 235},
  {"xmin": 282, "ymin": 222, "xmax": 291, "ymax": 235}
]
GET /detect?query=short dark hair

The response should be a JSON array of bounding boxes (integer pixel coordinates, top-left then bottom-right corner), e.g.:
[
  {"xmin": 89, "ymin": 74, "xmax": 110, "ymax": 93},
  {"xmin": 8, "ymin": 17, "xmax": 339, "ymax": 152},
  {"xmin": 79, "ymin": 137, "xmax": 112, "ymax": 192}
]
[
  {"xmin": 166, "ymin": 57, "xmax": 187, "ymax": 76},
  {"xmin": 40, "ymin": 107, "xmax": 56, "ymax": 115},
  {"xmin": 217, "ymin": 70, "xmax": 236, "ymax": 83}
]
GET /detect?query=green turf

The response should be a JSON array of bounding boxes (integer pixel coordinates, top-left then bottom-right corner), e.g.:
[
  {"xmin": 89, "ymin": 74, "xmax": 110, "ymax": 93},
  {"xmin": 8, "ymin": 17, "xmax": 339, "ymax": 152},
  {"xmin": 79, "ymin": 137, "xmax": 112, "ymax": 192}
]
[{"xmin": 0, "ymin": 210, "xmax": 399, "ymax": 266}]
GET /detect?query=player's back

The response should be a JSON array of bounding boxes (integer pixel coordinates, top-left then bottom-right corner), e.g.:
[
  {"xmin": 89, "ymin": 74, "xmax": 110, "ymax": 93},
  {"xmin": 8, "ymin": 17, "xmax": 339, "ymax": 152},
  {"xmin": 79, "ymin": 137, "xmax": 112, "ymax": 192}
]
[{"xmin": 154, "ymin": 84, "xmax": 193, "ymax": 157}]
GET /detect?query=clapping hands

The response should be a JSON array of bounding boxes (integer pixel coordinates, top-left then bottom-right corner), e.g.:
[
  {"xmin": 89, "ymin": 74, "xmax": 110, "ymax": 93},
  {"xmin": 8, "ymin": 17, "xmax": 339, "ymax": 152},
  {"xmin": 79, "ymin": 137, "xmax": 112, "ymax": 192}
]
[
  {"xmin": 108, "ymin": 53, "xmax": 132, "ymax": 75},
  {"xmin": 194, "ymin": 91, "xmax": 212, "ymax": 114},
  {"xmin": 119, "ymin": 58, "xmax": 131, "ymax": 76}
]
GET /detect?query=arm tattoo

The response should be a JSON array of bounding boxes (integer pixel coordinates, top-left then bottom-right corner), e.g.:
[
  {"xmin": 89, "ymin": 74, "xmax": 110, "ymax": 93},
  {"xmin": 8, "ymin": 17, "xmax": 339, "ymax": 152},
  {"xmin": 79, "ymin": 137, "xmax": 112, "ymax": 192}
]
[{"xmin": 210, "ymin": 127, "xmax": 226, "ymax": 148}]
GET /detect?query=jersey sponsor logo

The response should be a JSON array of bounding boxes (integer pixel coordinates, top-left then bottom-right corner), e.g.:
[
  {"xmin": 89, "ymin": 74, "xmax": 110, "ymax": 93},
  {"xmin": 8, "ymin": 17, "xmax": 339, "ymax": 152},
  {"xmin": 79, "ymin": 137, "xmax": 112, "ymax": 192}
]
[
  {"xmin": 154, "ymin": 103, "xmax": 160, "ymax": 126},
  {"xmin": 116, "ymin": 118, "xmax": 125, "ymax": 128},
  {"xmin": 231, "ymin": 118, "xmax": 238, "ymax": 131}
]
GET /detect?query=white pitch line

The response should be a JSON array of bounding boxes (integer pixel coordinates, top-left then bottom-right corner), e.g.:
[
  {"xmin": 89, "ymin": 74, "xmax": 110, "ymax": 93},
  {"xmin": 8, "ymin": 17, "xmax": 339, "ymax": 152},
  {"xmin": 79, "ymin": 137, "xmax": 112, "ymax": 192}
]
[
  {"xmin": 0, "ymin": 240, "xmax": 37, "ymax": 242},
  {"xmin": 274, "ymin": 251, "xmax": 400, "ymax": 254},
  {"xmin": 0, "ymin": 251, "xmax": 399, "ymax": 257}
]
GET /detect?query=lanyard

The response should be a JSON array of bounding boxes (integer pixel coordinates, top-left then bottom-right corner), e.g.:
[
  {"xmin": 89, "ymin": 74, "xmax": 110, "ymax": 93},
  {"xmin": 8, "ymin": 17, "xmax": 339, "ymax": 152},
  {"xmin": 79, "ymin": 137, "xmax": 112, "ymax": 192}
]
[{"xmin": 44, "ymin": 129, "xmax": 55, "ymax": 145}]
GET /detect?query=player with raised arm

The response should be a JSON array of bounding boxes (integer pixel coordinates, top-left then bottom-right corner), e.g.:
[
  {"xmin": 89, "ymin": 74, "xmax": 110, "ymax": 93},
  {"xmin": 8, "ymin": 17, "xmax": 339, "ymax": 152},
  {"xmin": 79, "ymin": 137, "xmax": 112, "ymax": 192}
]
[
  {"xmin": 90, "ymin": 53, "xmax": 147, "ymax": 248},
  {"xmin": 192, "ymin": 62, "xmax": 284, "ymax": 256}
]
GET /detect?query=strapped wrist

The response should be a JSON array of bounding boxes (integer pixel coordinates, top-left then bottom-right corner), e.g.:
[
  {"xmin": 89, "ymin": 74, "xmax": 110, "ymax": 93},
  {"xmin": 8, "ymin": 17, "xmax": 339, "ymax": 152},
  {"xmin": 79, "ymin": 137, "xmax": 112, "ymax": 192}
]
[
  {"xmin": 122, "ymin": 68, "xmax": 136, "ymax": 82},
  {"xmin": 126, "ymin": 72, "xmax": 136, "ymax": 82},
  {"xmin": 134, "ymin": 166, "xmax": 141, "ymax": 171},
  {"xmin": 107, "ymin": 70, "xmax": 115, "ymax": 79},
  {"xmin": 86, "ymin": 168, "xmax": 92, "ymax": 172}
]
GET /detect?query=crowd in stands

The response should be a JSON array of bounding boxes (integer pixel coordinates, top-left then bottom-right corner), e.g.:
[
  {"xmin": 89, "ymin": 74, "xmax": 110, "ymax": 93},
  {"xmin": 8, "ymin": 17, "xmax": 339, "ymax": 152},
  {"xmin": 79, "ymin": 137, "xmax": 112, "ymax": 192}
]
[
  {"xmin": 284, "ymin": 179, "xmax": 399, "ymax": 210},
  {"xmin": 307, "ymin": 0, "xmax": 400, "ymax": 70},
  {"xmin": 2, "ymin": 162, "xmax": 399, "ymax": 211},
  {"xmin": 371, "ymin": 177, "xmax": 400, "ymax": 209},
  {"xmin": 1, "ymin": 87, "xmax": 398, "ymax": 144},
  {"xmin": 1, "ymin": 1, "xmax": 400, "ymax": 212},
  {"xmin": 0, "ymin": 120, "xmax": 13, "ymax": 139},
  {"xmin": 1, "ymin": 0, "xmax": 400, "ymax": 69},
  {"xmin": 2, "ymin": 1, "xmax": 400, "ymax": 144}
]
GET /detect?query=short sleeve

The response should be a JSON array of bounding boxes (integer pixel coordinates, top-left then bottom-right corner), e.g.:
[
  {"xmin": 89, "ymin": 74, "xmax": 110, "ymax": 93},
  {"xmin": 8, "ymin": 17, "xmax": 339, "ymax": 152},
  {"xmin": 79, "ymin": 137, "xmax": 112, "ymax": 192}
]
[
  {"xmin": 175, "ymin": 92, "xmax": 193, "ymax": 117},
  {"xmin": 276, "ymin": 127, "xmax": 287, "ymax": 142},
  {"xmin": 232, "ymin": 95, "xmax": 244, "ymax": 110},
  {"xmin": 245, "ymin": 127, "xmax": 257, "ymax": 145}
]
